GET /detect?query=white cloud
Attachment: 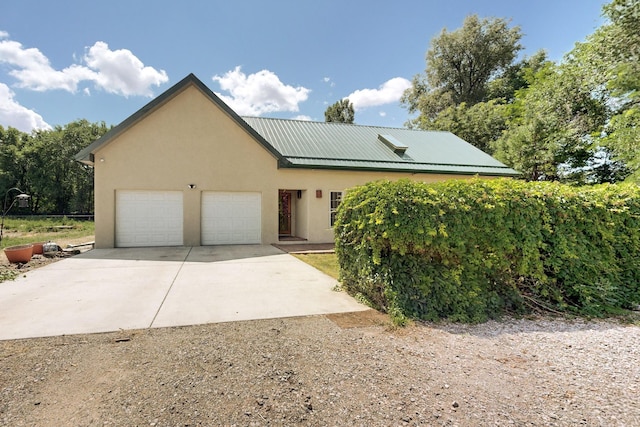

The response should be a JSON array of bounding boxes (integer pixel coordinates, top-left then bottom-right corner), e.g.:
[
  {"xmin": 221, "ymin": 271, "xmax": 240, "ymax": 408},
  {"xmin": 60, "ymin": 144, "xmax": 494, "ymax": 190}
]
[
  {"xmin": 0, "ymin": 83, "xmax": 51, "ymax": 132},
  {"xmin": 379, "ymin": 111, "xmax": 387, "ymax": 117},
  {"xmin": 346, "ymin": 77, "xmax": 412, "ymax": 110},
  {"xmin": 0, "ymin": 37, "xmax": 168, "ymax": 97},
  {"xmin": 83, "ymin": 42, "xmax": 168, "ymax": 97},
  {"xmin": 212, "ymin": 66, "xmax": 310, "ymax": 116},
  {"xmin": 0, "ymin": 30, "xmax": 9, "ymax": 39},
  {"xmin": 292, "ymin": 115, "xmax": 312, "ymax": 121},
  {"xmin": 0, "ymin": 39, "xmax": 91, "ymax": 92}
]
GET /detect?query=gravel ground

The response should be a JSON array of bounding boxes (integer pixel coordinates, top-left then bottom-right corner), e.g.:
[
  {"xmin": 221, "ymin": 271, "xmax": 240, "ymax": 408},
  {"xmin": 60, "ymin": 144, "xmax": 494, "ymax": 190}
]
[{"xmin": 1, "ymin": 310, "xmax": 639, "ymax": 426}]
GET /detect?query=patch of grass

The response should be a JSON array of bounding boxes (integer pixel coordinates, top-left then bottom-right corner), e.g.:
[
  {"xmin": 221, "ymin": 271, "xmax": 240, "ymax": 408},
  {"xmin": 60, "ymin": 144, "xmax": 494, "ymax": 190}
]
[
  {"xmin": 1, "ymin": 217, "xmax": 94, "ymax": 248},
  {"xmin": 292, "ymin": 253, "xmax": 340, "ymax": 280},
  {"xmin": 0, "ymin": 269, "xmax": 18, "ymax": 282}
]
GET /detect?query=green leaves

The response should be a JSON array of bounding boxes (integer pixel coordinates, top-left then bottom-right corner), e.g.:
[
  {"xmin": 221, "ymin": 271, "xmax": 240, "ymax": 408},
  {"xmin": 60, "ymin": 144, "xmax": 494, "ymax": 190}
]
[
  {"xmin": 335, "ymin": 179, "xmax": 640, "ymax": 323},
  {"xmin": 403, "ymin": 1, "xmax": 640, "ymax": 184},
  {"xmin": 324, "ymin": 99, "xmax": 355, "ymax": 124},
  {"xmin": 0, "ymin": 120, "xmax": 110, "ymax": 214},
  {"xmin": 492, "ymin": 61, "xmax": 610, "ymax": 183},
  {"xmin": 402, "ymin": 15, "xmax": 522, "ymax": 125},
  {"xmin": 425, "ymin": 15, "xmax": 522, "ymax": 107},
  {"xmin": 603, "ymin": 107, "xmax": 640, "ymax": 181},
  {"xmin": 425, "ymin": 100, "xmax": 508, "ymax": 154}
]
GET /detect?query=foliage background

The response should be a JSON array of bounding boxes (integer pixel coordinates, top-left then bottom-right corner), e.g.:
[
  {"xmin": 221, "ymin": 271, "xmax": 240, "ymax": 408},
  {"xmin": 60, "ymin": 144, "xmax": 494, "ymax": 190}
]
[
  {"xmin": 0, "ymin": 120, "xmax": 109, "ymax": 214},
  {"xmin": 402, "ymin": 0, "xmax": 639, "ymax": 185}
]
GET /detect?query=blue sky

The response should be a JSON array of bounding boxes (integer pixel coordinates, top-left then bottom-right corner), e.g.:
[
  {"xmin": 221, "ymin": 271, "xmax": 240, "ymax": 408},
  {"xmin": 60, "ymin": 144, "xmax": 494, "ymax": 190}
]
[{"xmin": 1, "ymin": 0, "xmax": 607, "ymax": 133}]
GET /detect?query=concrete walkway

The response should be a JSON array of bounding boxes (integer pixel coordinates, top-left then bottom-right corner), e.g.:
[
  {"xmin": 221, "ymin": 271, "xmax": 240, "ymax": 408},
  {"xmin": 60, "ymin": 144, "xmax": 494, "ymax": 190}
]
[{"xmin": 0, "ymin": 245, "xmax": 368, "ymax": 340}]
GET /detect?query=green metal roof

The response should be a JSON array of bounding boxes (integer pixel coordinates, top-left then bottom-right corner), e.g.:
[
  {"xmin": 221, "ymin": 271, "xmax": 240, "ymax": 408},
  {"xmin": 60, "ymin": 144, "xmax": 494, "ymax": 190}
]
[
  {"xmin": 242, "ymin": 117, "xmax": 519, "ymax": 176},
  {"xmin": 75, "ymin": 73, "xmax": 519, "ymax": 177}
]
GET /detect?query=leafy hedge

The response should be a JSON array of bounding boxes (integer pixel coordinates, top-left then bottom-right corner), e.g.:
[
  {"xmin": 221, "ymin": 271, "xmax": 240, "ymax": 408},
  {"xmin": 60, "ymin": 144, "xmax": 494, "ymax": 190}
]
[{"xmin": 334, "ymin": 179, "xmax": 640, "ymax": 323}]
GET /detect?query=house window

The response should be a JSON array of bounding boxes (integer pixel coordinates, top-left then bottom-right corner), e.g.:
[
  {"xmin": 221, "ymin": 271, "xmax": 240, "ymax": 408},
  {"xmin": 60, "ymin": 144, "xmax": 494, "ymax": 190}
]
[{"xmin": 330, "ymin": 191, "xmax": 343, "ymax": 227}]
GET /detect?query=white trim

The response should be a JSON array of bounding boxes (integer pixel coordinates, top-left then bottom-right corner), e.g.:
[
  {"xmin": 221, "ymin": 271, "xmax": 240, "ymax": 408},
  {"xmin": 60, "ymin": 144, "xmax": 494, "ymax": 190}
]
[{"xmin": 329, "ymin": 190, "xmax": 343, "ymax": 228}]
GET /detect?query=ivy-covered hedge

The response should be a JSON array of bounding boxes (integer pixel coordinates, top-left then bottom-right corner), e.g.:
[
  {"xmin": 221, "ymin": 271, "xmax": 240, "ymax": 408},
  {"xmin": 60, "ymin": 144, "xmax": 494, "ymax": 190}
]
[{"xmin": 334, "ymin": 179, "xmax": 640, "ymax": 323}]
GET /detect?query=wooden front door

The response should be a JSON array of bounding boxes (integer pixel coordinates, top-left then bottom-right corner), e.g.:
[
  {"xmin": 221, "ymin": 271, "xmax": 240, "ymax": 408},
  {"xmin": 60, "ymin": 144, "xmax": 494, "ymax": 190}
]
[{"xmin": 278, "ymin": 190, "xmax": 292, "ymax": 236}]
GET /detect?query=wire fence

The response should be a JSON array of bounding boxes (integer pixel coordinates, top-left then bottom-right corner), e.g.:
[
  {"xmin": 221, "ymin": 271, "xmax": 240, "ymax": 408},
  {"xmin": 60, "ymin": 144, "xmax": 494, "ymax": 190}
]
[{"xmin": 7, "ymin": 214, "xmax": 94, "ymax": 221}]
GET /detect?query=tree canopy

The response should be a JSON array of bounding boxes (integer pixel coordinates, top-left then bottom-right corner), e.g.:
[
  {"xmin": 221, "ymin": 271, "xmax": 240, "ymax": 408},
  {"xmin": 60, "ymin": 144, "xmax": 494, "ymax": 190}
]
[
  {"xmin": 402, "ymin": 1, "xmax": 640, "ymax": 184},
  {"xmin": 324, "ymin": 99, "xmax": 355, "ymax": 124},
  {"xmin": 493, "ymin": 62, "xmax": 609, "ymax": 182},
  {"xmin": 0, "ymin": 120, "xmax": 109, "ymax": 214},
  {"xmin": 582, "ymin": 0, "xmax": 640, "ymax": 181},
  {"xmin": 402, "ymin": 15, "xmax": 522, "ymax": 122}
]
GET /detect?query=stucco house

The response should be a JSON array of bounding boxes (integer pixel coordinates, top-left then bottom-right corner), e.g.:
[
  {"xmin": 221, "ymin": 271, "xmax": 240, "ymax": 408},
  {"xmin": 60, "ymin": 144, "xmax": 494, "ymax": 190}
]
[{"xmin": 76, "ymin": 73, "xmax": 518, "ymax": 248}]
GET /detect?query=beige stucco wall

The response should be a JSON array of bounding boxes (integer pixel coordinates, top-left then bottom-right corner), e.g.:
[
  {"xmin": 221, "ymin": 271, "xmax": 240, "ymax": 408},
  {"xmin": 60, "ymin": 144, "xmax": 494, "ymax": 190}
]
[
  {"xmin": 273, "ymin": 168, "xmax": 472, "ymax": 243},
  {"xmin": 92, "ymin": 82, "xmax": 479, "ymax": 248}
]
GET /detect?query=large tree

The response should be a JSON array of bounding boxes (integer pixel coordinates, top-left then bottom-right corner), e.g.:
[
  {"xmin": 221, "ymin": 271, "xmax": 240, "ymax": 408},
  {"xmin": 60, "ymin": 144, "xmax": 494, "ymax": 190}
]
[
  {"xmin": 0, "ymin": 126, "xmax": 31, "ymax": 199},
  {"xmin": 427, "ymin": 100, "xmax": 507, "ymax": 154},
  {"xmin": 324, "ymin": 99, "xmax": 355, "ymax": 123},
  {"xmin": 493, "ymin": 63, "xmax": 608, "ymax": 182},
  {"xmin": 485, "ymin": 50, "xmax": 549, "ymax": 102},
  {"xmin": 402, "ymin": 15, "xmax": 523, "ymax": 123},
  {"xmin": 28, "ymin": 120, "xmax": 109, "ymax": 213},
  {"xmin": 490, "ymin": 0, "xmax": 639, "ymax": 184},
  {"xmin": 409, "ymin": 51, "xmax": 550, "ymax": 155},
  {"xmin": 0, "ymin": 120, "xmax": 109, "ymax": 214},
  {"xmin": 569, "ymin": 0, "xmax": 640, "ymax": 181},
  {"xmin": 401, "ymin": 0, "xmax": 637, "ymax": 184}
]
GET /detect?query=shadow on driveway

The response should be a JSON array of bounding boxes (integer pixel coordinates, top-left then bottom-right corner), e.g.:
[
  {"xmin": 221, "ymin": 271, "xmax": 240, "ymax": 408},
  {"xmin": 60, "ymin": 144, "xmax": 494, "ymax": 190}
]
[{"xmin": 76, "ymin": 244, "xmax": 286, "ymax": 263}]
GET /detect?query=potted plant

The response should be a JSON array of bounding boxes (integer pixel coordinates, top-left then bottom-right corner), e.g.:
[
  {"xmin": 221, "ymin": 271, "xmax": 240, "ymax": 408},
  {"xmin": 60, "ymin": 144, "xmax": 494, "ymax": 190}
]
[
  {"xmin": 32, "ymin": 242, "xmax": 45, "ymax": 255},
  {"xmin": 4, "ymin": 244, "xmax": 33, "ymax": 263}
]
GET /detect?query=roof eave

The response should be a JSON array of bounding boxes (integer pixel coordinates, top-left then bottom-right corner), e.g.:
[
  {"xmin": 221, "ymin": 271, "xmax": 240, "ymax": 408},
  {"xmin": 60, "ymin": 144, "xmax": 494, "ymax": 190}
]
[{"xmin": 278, "ymin": 161, "xmax": 521, "ymax": 177}]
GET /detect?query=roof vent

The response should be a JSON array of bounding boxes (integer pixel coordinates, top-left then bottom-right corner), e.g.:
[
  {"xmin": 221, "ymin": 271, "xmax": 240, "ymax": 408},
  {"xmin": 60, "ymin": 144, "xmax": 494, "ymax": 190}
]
[{"xmin": 378, "ymin": 134, "xmax": 408, "ymax": 154}]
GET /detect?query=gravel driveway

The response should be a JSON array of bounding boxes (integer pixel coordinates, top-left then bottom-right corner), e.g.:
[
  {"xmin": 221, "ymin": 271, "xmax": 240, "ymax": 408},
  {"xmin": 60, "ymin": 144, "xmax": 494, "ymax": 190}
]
[{"xmin": 1, "ymin": 311, "xmax": 639, "ymax": 426}]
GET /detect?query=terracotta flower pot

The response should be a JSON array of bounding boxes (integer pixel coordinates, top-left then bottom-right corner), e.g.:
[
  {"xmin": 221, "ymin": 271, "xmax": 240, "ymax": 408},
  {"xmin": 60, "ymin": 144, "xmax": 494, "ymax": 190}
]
[
  {"xmin": 4, "ymin": 244, "xmax": 33, "ymax": 264},
  {"xmin": 32, "ymin": 242, "xmax": 45, "ymax": 255}
]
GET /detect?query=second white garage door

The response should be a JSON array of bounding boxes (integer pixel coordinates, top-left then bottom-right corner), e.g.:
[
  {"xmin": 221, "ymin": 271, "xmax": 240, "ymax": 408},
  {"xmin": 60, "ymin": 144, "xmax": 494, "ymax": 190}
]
[{"xmin": 201, "ymin": 192, "xmax": 261, "ymax": 245}]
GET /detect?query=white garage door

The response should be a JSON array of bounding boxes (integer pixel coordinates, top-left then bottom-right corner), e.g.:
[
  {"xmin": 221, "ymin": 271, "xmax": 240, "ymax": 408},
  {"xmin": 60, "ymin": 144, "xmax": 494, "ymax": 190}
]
[
  {"xmin": 116, "ymin": 190, "xmax": 183, "ymax": 247},
  {"xmin": 202, "ymin": 192, "xmax": 261, "ymax": 245}
]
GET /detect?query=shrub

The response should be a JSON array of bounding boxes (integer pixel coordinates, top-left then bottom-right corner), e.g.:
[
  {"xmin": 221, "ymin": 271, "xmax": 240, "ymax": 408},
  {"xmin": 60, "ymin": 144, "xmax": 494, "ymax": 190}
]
[{"xmin": 334, "ymin": 179, "xmax": 640, "ymax": 323}]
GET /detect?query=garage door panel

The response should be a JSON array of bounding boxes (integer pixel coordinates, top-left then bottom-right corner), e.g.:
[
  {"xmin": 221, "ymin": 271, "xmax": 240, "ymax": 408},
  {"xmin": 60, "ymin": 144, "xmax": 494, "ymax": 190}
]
[
  {"xmin": 116, "ymin": 190, "xmax": 183, "ymax": 247},
  {"xmin": 202, "ymin": 192, "xmax": 261, "ymax": 245}
]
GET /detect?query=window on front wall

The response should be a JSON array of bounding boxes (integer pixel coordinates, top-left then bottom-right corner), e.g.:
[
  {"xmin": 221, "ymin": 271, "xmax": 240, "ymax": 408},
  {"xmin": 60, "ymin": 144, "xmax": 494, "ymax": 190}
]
[{"xmin": 330, "ymin": 191, "xmax": 343, "ymax": 227}]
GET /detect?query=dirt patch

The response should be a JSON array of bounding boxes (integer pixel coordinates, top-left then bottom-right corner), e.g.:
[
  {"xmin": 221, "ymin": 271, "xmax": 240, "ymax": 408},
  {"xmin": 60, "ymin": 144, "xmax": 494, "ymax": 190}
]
[
  {"xmin": 326, "ymin": 309, "xmax": 391, "ymax": 328},
  {"xmin": 0, "ymin": 253, "xmax": 70, "ymax": 274},
  {"xmin": 0, "ymin": 236, "xmax": 94, "ymax": 276}
]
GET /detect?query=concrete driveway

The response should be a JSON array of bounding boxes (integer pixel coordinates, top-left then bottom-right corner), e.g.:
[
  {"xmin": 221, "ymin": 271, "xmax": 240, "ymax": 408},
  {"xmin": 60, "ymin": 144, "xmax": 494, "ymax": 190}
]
[{"xmin": 0, "ymin": 245, "xmax": 368, "ymax": 340}]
